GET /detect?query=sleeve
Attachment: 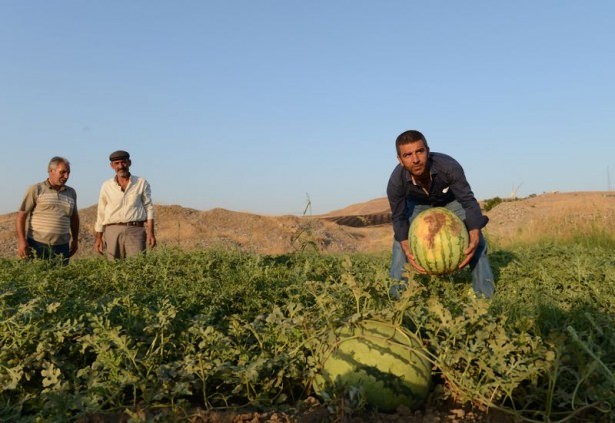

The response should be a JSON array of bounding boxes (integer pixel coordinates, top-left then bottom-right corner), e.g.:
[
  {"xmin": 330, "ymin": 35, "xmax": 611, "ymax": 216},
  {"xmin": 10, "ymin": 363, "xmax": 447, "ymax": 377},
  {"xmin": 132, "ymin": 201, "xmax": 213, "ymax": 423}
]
[
  {"xmin": 446, "ymin": 161, "xmax": 488, "ymax": 230},
  {"xmin": 386, "ymin": 165, "xmax": 410, "ymax": 242},
  {"xmin": 94, "ymin": 183, "xmax": 107, "ymax": 233},
  {"xmin": 18, "ymin": 185, "xmax": 38, "ymax": 213},
  {"xmin": 142, "ymin": 180, "xmax": 155, "ymax": 220}
]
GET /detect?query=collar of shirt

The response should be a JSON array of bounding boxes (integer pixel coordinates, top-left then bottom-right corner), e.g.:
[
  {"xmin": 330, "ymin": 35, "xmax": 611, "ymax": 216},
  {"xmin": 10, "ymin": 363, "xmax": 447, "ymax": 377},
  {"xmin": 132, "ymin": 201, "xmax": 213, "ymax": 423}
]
[
  {"xmin": 407, "ymin": 159, "xmax": 436, "ymax": 195},
  {"xmin": 114, "ymin": 174, "xmax": 134, "ymax": 188},
  {"xmin": 44, "ymin": 179, "xmax": 67, "ymax": 192},
  {"xmin": 410, "ymin": 173, "xmax": 433, "ymax": 195}
]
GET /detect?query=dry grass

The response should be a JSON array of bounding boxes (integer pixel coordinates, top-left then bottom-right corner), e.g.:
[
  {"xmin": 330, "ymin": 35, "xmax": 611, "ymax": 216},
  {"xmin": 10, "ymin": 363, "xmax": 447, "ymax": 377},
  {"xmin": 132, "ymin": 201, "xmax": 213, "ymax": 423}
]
[
  {"xmin": 483, "ymin": 191, "xmax": 615, "ymax": 247},
  {"xmin": 0, "ymin": 191, "xmax": 614, "ymax": 258}
]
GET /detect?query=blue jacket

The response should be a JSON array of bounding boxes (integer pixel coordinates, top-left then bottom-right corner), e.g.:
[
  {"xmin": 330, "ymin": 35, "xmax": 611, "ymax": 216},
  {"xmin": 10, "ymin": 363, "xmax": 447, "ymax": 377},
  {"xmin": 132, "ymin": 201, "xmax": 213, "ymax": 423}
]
[{"xmin": 386, "ymin": 152, "xmax": 488, "ymax": 242}]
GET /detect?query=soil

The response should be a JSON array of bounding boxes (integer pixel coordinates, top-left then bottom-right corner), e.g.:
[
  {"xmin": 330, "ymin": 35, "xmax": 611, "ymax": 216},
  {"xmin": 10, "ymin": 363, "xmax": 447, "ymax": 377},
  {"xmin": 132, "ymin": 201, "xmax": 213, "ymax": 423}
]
[{"xmin": 77, "ymin": 396, "xmax": 516, "ymax": 423}]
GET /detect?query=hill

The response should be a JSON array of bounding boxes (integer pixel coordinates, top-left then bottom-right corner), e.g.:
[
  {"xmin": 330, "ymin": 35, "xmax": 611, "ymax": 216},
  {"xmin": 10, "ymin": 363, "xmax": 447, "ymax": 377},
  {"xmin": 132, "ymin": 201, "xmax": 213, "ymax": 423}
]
[
  {"xmin": 1, "ymin": 191, "xmax": 614, "ymax": 259},
  {"xmin": 0, "ymin": 203, "xmax": 393, "ymax": 259}
]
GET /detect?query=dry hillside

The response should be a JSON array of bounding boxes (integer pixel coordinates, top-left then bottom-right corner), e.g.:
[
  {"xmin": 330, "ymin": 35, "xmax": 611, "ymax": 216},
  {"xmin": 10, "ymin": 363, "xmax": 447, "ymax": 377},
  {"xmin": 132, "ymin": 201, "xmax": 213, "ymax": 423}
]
[{"xmin": 1, "ymin": 191, "xmax": 614, "ymax": 259}]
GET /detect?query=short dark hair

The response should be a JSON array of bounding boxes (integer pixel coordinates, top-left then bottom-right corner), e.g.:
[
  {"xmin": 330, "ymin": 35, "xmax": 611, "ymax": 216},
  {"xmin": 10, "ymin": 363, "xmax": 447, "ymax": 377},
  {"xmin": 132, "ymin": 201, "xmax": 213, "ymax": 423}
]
[{"xmin": 395, "ymin": 130, "xmax": 429, "ymax": 156}]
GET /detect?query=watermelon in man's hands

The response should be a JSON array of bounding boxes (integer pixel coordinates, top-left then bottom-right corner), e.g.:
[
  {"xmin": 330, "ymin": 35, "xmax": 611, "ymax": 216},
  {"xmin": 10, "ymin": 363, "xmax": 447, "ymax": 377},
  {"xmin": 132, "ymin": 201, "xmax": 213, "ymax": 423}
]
[{"xmin": 409, "ymin": 207, "xmax": 469, "ymax": 275}]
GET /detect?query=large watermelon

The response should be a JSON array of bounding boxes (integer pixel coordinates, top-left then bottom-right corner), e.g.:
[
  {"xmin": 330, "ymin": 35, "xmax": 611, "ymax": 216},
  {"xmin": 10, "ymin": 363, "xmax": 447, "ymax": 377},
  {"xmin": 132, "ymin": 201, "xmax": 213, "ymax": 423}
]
[
  {"xmin": 409, "ymin": 207, "xmax": 469, "ymax": 275},
  {"xmin": 312, "ymin": 320, "xmax": 432, "ymax": 412}
]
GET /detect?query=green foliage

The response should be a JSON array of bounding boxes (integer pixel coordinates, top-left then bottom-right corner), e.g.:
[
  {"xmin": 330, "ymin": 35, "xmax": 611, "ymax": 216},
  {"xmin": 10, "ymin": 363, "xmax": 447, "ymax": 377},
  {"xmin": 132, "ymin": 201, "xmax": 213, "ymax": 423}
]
[
  {"xmin": 0, "ymin": 244, "xmax": 614, "ymax": 421},
  {"xmin": 483, "ymin": 196, "xmax": 504, "ymax": 212}
]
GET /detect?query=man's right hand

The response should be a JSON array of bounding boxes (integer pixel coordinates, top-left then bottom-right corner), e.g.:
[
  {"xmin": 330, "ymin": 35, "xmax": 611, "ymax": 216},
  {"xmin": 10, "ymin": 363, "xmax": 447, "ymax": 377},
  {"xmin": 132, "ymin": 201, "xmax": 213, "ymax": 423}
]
[
  {"xmin": 401, "ymin": 240, "xmax": 428, "ymax": 274},
  {"xmin": 94, "ymin": 236, "xmax": 104, "ymax": 255},
  {"xmin": 17, "ymin": 240, "xmax": 29, "ymax": 259}
]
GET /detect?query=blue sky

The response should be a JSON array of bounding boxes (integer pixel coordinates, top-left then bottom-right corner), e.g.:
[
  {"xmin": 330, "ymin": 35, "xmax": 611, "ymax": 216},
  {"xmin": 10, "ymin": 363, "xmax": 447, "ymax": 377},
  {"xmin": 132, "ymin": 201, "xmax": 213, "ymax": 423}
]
[{"xmin": 2, "ymin": 1, "xmax": 614, "ymax": 215}]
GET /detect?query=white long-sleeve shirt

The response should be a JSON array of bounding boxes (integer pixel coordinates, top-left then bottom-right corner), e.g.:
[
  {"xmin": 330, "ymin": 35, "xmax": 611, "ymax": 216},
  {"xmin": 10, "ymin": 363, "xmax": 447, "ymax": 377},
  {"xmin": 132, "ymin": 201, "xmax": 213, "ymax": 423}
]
[{"xmin": 94, "ymin": 175, "xmax": 154, "ymax": 233}]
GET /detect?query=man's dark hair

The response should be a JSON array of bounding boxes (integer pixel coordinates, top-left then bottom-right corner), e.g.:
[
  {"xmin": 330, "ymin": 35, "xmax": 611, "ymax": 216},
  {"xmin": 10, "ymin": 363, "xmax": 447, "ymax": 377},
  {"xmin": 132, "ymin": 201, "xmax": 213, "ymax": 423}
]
[{"xmin": 395, "ymin": 130, "xmax": 429, "ymax": 156}]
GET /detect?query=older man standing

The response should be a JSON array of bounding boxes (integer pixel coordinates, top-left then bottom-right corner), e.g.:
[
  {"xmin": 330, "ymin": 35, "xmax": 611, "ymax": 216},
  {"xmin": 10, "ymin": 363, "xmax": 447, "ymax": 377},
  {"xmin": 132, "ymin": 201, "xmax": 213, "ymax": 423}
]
[
  {"xmin": 17, "ymin": 156, "xmax": 80, "ymax": 263},
  {"xmin": 94, "ymin": 150, "xmax": 156, "ymax": 260}
]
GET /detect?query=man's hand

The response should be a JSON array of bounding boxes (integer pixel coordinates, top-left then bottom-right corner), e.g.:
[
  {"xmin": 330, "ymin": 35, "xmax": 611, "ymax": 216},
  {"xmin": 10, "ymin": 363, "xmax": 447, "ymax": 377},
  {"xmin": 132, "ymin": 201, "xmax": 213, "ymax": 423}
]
[
  {"xmin": 147, "ymin": 233, "xmax": 157, "ymax": 249},
  {"xmin": 401, "ymin": 240, "xmax": 427, "ymax": 274},
  {"xmin": 69, "ymin": 239, "xmax": 79, "ymax": 257},
  {"xmin": 16, "ymin": 211, "xmax": 29, "ymax": 259},
  {"xmin": 458, "ymin": 228, "xmax": 480, "ymax": 269},
  {"xmin": 17, "ymin": 240, "xmax": 29, "ymax": 259},
  {"xmin": 94, "ymin": 233, "xmax": 104, "ymax": 255},
  {"xmin": 147, "ymin": 220, "xmax": 157, "ymax": 249}
]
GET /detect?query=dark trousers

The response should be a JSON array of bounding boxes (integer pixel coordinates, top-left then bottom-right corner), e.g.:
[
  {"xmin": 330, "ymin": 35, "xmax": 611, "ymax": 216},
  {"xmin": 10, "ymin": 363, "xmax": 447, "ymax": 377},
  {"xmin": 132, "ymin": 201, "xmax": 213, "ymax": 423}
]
[{"xmin": 27, "ymin": 238, "xmax": 70, "ymax": 264}]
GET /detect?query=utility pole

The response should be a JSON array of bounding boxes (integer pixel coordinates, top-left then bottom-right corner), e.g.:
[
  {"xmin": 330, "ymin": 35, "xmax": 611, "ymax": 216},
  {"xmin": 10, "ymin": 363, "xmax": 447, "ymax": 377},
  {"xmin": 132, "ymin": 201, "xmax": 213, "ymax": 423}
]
[{"xmin": 303, "ymin": 193, "xmax": 312, "ymax": 216}]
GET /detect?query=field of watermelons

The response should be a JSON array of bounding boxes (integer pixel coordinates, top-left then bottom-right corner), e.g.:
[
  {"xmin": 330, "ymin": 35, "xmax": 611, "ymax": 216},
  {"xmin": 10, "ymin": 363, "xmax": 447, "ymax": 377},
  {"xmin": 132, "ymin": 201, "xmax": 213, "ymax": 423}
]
[{"xmin": 1, "ymin": 232, "xmax": 615, "ymax": 422}]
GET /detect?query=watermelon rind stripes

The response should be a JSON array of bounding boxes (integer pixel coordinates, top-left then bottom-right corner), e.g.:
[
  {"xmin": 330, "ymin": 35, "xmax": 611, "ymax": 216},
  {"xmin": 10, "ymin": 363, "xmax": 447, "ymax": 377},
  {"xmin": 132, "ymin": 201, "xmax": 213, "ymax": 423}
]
[
  {"xmin": 408, "ymin": 207, "xmax": 469, "ymax": 275},
  {"xmin": 313, "ymin": 320, "xmax": 432, "ymax": 412}
]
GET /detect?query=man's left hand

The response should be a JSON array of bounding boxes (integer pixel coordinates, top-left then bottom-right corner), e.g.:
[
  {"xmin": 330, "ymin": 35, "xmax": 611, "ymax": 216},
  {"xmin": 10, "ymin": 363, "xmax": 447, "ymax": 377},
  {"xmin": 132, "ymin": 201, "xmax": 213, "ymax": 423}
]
[
  {"xmin": 147, "ymin": 234, "xmax": 157, "ymax": 249},
  {"xmin": 69, "ymin": 240, "xmax": 79, "ymax": 257},
  {"xmin": 458, "ymin": 228, "xmax": 480, "ymax": 269}
]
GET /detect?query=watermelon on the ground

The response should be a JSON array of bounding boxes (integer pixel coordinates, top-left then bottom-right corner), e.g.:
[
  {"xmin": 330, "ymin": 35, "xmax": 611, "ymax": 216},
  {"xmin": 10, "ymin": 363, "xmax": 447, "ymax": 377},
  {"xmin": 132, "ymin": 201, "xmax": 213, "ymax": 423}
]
[
  {"xmin": 312, "ymin": 320, "xmax": 432, "ymax": 412},
  {"xmin": 409, "ymin": 207, "xmax": 469, "ymax": 275}
]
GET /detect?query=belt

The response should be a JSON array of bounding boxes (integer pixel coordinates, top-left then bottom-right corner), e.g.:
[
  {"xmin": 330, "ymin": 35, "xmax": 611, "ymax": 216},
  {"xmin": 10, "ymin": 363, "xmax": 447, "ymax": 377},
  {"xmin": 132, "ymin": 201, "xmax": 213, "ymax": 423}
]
[{"xmin": 107, "ymin": 221, "xmax": 145, "ymax": 227}]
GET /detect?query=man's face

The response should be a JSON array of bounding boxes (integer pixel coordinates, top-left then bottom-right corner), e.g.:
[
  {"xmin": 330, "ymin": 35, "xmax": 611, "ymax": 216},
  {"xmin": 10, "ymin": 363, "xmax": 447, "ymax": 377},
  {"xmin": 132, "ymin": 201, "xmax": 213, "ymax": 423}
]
[
  {"xmin": 397, "ymin": 140, "xmax": 429, "ymax": 178},
  {"xmin": 48, "ymin": 163, "xmax": 70, "ymax": 188},
  {"xmin": 110, "ymin": 159, "xmax": 131, "ymax": 177}
]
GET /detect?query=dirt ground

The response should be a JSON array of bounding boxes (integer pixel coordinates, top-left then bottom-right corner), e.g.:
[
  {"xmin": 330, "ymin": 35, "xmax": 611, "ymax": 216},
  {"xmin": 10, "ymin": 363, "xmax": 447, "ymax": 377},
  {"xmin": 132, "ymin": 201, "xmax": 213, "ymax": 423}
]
[{"xmin": 78, "ymin": 396, "xmax": 516, "ymax": 423}]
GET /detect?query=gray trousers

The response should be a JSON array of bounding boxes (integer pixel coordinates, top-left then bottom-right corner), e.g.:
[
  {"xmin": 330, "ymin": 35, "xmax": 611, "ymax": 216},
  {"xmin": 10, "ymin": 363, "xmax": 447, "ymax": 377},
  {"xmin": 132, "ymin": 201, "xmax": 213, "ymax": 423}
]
[{"xmin": 103, "ymin": 225, "xmax": 146, "ymax": 260}]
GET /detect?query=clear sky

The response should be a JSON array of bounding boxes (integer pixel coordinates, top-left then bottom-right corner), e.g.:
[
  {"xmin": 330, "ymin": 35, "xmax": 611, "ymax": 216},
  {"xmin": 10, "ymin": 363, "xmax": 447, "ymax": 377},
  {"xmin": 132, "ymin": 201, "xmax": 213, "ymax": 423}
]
[{"xmin": 2, "ymin": 1, "xmax": 614, "ymax": 216}]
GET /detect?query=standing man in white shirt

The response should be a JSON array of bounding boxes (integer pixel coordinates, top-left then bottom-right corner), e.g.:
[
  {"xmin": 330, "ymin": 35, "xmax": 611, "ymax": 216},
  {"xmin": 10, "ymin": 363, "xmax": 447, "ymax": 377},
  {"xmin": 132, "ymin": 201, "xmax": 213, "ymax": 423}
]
[{"xmin": 94, "ymin": 150, "xmax": 156, "ymax": 260}]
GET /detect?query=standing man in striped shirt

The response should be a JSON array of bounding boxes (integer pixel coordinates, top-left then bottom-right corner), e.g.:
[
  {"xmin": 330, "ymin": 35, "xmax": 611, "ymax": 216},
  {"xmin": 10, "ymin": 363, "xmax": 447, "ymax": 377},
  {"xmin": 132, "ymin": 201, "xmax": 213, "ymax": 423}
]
[
  {"xmin": 17, "ymin": 156, "xmax": 80, "ymax": 263},
  {"xmin": 94, "ymin": 150, "xmax": 156, "ymax": 260}
]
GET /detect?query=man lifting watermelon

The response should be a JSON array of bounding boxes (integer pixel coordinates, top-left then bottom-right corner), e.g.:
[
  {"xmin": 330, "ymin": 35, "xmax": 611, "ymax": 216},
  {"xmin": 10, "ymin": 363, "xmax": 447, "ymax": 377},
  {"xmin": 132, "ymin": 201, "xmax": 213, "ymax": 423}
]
[{"xmin": 386, "ymin": 130, "xmax": 495, "ymax": 299}]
